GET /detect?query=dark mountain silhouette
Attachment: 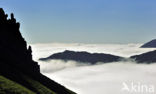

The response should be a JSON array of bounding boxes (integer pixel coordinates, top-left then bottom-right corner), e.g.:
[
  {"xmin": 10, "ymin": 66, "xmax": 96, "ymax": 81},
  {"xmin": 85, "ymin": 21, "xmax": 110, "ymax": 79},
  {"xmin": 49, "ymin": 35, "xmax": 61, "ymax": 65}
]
[
  {"xmin": 40, "ymin": 50, "xmax": 156, "ymax": 64},
  {"xmin": 130, "ymin": 50, "xmax": 156, "ymax": 63},
  {"xmin": 141, "ymin": 39, "xmax": 156, "ymax": 48},
  {"xmin": 39, "ymin": 50, "xmax": 124, "ymax": 64},
  {"xmin": 0, "ymin": 8, "xmax": 75, "ymax": 94}
]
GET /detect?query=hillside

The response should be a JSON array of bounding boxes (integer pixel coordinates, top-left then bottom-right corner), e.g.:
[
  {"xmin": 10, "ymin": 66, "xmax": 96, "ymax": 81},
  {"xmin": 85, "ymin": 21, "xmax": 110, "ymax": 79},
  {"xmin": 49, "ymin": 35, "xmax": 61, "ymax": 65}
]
[
  {"xmin": 0, "ymin": 8, "xmax": 76, "ymax": 94},
  {"xmin": 141, "ymin": 39, "xmax": 156, "ymax": 48},
  {"xmin": 130, "ymin": 50, "xmax": 156, "ymax": 63},
  {"xmin": 39, "ymin": 50, "xmax": 123, "ymax": 64}
]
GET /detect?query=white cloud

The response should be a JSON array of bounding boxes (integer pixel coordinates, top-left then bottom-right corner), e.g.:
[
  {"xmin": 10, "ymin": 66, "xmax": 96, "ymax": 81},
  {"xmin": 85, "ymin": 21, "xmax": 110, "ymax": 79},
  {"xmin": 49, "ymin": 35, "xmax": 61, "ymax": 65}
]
[
  {"xmin": 31, "ymin": 43, "xmax": 156, "ymax": 94},
  {"xmin": 38, "ymin": 60, "xmax": 90, "ymax": 73},
  {"xmin": 44, "ymin": 62, "xmax": 156, "ymax": 94},
  {"xmin": 31, "ymin": 43, "xmax": 156, "ymax": 60}
]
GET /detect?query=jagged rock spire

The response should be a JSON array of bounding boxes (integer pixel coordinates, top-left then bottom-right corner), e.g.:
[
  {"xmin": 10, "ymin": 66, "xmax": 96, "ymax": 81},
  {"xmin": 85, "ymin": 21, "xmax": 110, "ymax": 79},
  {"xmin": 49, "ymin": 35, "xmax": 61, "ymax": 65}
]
[
  {"xmin": 0, "ymin": 8, "xmax": 40, "ymax": 74},
  {"xmin": 0, "ymin": 8, "xmax": 8, "ymax": 21},
  {"xmin": 11, "ymin": 13, "xmax": 16, "ymax": 23}
]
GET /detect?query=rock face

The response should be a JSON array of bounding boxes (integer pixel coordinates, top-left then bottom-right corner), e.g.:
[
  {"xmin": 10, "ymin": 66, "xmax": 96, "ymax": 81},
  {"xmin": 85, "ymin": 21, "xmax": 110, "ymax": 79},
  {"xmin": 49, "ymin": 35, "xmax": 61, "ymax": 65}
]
[
  {"xmin": 130, "ymin": 50, "xmax": 156, "ymax": 63},
  {"xmin": 0, "ymin": 8, "xmax": 75, "ymax": 94},
  {"xmin": 0, "ymin": 8, "xmax": 40, "ymax": 75},
  {"xmin": 39, "ymin": 50, "xmax": 123, "ymax": 64},
  {"xmin": 141, "ymin": 39, "xmax": 156, "ymax": 48}
]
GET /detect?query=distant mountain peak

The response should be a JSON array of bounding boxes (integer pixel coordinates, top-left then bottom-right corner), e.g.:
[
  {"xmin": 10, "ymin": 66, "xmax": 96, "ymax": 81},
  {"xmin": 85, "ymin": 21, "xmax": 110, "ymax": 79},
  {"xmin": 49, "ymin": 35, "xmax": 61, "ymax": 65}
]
[
  {"xmin": 39, "ymin": 50, "xmax": 123, "ymax": 64},
  {"xmin": 141, "ymin": 39, "xmax": 156, "ymax": 48}
]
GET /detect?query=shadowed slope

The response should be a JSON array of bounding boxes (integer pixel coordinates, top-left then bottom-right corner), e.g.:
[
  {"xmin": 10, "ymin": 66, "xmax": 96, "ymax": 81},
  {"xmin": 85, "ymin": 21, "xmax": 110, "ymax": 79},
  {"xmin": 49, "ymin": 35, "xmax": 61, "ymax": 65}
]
[
  {"xmin": 141, "ymin": 39, "xmax": 156, "ymax": 48},
  {"xmin": 0, "ymin": 8, "xmax": 76, "ymax": 94},
  {"xmin": 130, "ymin": 50, "xmax": 156, "ymax": 63},
  {"xmin": 39, "ymin": 50, "xmax": 123, "ymax": 64}
]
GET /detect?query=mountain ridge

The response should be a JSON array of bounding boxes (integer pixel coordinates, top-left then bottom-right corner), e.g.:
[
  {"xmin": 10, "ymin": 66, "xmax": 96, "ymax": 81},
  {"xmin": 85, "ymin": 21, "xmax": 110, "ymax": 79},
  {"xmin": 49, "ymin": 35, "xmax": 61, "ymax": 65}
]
[
  {"xmin": 39, "ymin": 50, "xmax": 156, "ymax": 64},
  {"xmin": 0, "ymin": 8, "xmax": 76, "ymax": 94},
  {"xmin": 141, "ymin": 39, "xmax": 156, "ymax": 48},
  {"xmin": 39, "ymin": 50, "xmax": 124, "ymax": 64},
  {"xmin": 130, "ymin": 50, "xmax": 156, "ymax": 63}
]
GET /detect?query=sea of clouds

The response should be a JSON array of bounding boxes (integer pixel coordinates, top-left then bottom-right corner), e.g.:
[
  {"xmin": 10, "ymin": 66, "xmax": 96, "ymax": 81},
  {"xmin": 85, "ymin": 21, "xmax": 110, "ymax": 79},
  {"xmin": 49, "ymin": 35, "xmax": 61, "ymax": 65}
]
[{"xmin": 31, "ymin": 43, "xmax": 156, "ymax": 94}]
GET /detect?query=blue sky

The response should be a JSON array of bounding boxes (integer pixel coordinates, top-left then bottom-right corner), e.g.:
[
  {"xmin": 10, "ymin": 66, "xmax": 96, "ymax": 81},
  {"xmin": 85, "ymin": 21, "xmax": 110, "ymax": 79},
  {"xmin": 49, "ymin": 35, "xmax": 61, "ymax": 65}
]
[{"xmin": 1, "ymin": 0, "xmax": 156, "ymax": 43}]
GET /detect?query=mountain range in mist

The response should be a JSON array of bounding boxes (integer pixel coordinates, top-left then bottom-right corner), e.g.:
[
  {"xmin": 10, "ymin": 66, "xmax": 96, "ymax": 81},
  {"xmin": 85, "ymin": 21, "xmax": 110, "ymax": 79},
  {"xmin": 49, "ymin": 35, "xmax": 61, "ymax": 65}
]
[
  {"xmin": 40, "ymin": 49, "xmax": 156, "ymax": 64},
  {"xmin": 39, "ymin": 50, "xmax": 124, "ymax": 64}
]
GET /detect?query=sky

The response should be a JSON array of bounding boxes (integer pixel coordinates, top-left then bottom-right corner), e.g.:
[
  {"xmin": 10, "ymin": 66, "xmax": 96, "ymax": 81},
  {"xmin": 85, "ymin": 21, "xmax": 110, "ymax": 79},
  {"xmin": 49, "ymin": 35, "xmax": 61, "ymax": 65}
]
[{"xmin": 0, "ymin": 0, "xmax": 156, "ymax": 44}]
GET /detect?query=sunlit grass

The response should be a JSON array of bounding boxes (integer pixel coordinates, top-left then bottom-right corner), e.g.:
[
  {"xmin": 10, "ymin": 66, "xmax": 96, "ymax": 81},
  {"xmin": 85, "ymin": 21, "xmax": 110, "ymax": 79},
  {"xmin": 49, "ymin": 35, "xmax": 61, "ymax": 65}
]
[
  {"xmin": 23, "ymin": 75, "xmax": 56, "ymax": 94},
  {"xmin": 0, "ymin": 75, "xmax": 35, "ymax": 94}
]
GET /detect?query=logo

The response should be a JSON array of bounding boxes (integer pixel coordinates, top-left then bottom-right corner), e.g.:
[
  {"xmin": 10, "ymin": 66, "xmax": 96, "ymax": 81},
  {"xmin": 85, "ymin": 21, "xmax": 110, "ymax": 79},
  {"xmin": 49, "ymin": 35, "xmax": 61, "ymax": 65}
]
[{"xmin": 121, "ymin": 82, "xmax": 155, "ymax": 93}]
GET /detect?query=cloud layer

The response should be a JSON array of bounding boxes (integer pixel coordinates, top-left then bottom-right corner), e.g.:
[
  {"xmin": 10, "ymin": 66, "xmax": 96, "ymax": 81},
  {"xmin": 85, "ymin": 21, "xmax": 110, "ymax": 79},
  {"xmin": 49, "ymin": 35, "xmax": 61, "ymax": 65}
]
[
  {"xmin": 31, "ymin": 43, "xmax": 156, "ymax": 94},
  {"xmin": 45, "ymin": 62, "xmax": 156, "ymax": 94}
]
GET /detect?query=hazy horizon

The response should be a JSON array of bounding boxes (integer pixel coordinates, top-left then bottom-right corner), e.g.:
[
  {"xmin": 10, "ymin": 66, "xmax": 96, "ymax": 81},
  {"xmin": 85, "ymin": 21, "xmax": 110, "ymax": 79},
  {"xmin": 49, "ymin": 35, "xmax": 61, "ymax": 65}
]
[
  {"xmin": 1, "ymin": 0, "xmax": 156, "ymax": 44},
  {"xmin": 1, "ymin": 1, "xmax": 156, "ymax": 94}
]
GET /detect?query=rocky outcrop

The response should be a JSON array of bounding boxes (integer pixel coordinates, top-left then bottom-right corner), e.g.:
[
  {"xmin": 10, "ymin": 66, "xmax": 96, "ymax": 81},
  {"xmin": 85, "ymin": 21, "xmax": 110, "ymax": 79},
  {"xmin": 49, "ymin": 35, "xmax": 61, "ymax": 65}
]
[
  {"xmin": 0, "ymin": 8, "xmax": 75, "ymax": 94},
  {"xmin": 130, "ymin": 50, "xmax": 156, "ymax": 63},
  {"xmin": 141, "ymin": 39, "xmax": 156, "ymax": 48},
  {"xmin": 0, "ymin": 8, "xmax": 39, "ymax": 75},
  {"xmin": 39, "ymin": 50, "xmax": 123, "ymax": 64}
]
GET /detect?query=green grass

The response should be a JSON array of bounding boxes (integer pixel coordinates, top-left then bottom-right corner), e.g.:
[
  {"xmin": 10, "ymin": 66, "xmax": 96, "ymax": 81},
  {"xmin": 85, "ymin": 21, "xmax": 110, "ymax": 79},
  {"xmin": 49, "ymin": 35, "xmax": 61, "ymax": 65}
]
[
  {"xmin": 0, "ymin": 75, "xmax": 35, "ymax": 94},
  {"xmin": 0, "ymin": 74, "xmax": 75, "ymax": 94},
  {"xmin": 23, "ymin": 75, "xmax": 56, "ymax": 94}
]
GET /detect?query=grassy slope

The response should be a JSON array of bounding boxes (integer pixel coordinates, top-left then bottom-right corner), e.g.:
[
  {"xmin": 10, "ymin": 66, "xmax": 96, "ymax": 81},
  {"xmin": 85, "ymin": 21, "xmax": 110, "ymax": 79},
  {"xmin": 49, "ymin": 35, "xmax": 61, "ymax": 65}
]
[
  {"xmin": 23, "ymin": 75, "xmax": 56, "ymax": 94},
  {"xmin": 0, "ymin": 62, "xmax": 76, "ymax": 94},
  {"xmin": 0, "ymin": 75, "xmax": 35, "ymax": 94},
  {"xmin": 0, "ymin": 63, "xmax": 76, "ymax": 94},
  {"xmin": 0, "ymin": 75, "xmax": 57, "ymax": 94},
  {"xmin": 24, "ymin": 75, "xmax": 75, "ymax": 94}
]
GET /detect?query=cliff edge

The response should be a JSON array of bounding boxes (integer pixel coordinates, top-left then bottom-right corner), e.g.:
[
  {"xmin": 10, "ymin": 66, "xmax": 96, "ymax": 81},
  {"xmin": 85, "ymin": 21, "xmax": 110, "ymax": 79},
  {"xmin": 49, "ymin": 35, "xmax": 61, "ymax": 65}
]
[{"xmin": 0, "ymin": 8, "xmax": 75, "ymax": 94}]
